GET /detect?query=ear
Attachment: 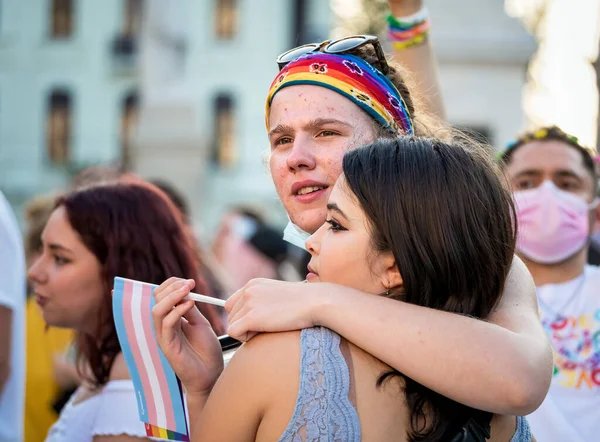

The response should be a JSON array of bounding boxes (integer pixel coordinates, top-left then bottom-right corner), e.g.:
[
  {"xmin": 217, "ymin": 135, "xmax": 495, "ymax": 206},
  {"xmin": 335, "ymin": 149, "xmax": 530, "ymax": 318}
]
[{"xmin": 379, "ymin": 252, "xmax": 403, "ymax": 290}]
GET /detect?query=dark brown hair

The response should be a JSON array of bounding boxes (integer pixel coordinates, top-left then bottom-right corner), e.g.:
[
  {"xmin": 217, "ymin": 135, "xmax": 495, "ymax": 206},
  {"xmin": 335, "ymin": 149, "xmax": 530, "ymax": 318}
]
[
  {"xmin": 342, "ymin": 136, "xmax": 516, "ymax": 442},
  {"xmin": 55, "ymin": 178, "xmax": 224, "ymax": 388}
]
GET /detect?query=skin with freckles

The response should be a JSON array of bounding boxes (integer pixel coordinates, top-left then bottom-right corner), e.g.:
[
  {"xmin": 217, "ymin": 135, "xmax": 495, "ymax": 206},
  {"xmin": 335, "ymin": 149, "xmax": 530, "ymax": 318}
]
[{"xmin": 268, "ymin": 85, "xmax": 378, "ymax": 234}]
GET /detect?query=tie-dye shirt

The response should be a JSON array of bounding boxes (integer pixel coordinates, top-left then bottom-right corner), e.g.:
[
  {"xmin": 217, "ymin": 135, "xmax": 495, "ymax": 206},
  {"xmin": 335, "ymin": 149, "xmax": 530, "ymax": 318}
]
[{"xmin": 527, "ymin": 265, "xmax": 600, "ymax": 442}]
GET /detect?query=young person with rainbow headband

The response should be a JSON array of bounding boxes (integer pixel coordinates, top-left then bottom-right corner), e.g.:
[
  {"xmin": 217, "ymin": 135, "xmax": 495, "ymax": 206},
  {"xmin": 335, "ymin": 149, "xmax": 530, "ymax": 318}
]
[{"xmin": 152, "ymin": 0, "xmax": 552, "ymax": 439}]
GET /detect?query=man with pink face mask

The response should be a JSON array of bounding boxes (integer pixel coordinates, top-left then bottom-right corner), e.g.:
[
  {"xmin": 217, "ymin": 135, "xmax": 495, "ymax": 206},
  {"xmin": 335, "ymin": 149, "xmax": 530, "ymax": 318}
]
[{"xmin": 501, "ymin": 125, "xmax": 600, "ymax": 442}]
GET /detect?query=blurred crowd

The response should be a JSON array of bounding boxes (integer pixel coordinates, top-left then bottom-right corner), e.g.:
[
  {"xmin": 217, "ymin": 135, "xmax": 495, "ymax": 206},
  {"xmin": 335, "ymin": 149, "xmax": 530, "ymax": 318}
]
[{"xmin": 0, "ymin": 0, "xmax": 599, "ymax": 441}]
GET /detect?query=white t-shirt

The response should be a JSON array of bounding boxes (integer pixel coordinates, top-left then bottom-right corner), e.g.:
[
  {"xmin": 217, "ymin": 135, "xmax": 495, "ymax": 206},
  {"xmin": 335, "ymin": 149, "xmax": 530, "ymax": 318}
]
[
  {"xmin": 527, "ymin": 265, "xmax": 600, "ymax": 442},
  {"xmin": 45, "ymin": 380, "xmax": 149, "ymax": 441},
  {"xmin": 0, "ymin": 192, "xmax": 25, "ymax": 442}
]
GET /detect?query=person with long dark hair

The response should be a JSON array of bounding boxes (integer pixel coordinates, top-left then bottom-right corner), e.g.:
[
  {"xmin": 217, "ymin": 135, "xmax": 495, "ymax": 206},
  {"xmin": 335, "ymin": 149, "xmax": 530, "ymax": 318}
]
[
  {"xmin": 153, "ymin": 35, "xmax": 551, "ymax": 437},
  {"xmin": 154, "ymin": 136, "xmax": 533, "ymax": 441},
  {"xmin": 27, "ymin": 178, "xmax": 223, "ymax": 441}
]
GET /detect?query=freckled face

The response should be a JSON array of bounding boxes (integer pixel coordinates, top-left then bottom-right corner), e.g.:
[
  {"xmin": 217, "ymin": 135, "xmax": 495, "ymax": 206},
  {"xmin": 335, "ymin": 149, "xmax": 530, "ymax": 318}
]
[{"xmin": 268, "ymin": 85, "xmax": 377, "ymax": 234}]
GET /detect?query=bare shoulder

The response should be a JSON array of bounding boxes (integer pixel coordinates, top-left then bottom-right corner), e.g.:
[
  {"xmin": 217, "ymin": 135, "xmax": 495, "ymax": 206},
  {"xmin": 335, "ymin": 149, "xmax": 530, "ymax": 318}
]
[
  {"xmin": 231, "ymin": 330, "xmax": 302, "ymax": 371},
  {"xmin": 222, "ymin": 330, "xmax": 303, "ymax": 405},
  {"xmin": 202, "ymin": 330, "xmax": 303, "ymax": 428},
  {"xmin": 108, "ymin": 353, "xmax": 131, "ymax": 382}
]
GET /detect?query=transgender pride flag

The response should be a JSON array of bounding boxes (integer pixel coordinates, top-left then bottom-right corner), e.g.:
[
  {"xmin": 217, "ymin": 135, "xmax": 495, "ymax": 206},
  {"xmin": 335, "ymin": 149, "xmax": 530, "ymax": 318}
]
[{"xmin": 112, "ymin": 277, "xmax": 189, "ymax": 441}]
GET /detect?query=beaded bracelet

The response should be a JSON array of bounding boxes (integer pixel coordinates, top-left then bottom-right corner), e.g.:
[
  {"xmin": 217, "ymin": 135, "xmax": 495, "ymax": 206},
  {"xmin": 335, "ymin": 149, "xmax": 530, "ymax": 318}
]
[{"xmin": 387, "ymin": 7, "xmax": 430, "ymax": 50}]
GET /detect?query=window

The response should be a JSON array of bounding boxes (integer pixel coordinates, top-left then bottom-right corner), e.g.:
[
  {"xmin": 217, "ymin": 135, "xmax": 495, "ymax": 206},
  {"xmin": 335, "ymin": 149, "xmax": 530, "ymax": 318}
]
[
  {"xmin": 120, "ymin": 91, "xmax": 139, "ymax": 171},
  {"xmin": 46, "ymin": 90, "xmax": 72, "ymax": 165},
  {"xmin": 112, "ymin": 0, "xmax": 142, "ymax": 69},
  {"xmin": 215, "ymin": 0, "xmax": 238, "ymax": 40},
  {"xmin": 51, "ymin": 0, "xmax": 73, "ymax": 38},
  {"xmin": 123, "ymin": 0, "xmax": 142, "ymax": 37},
  {"xmin": 212, "ymin": 93, "xmax": 236, "ymax": 167}
]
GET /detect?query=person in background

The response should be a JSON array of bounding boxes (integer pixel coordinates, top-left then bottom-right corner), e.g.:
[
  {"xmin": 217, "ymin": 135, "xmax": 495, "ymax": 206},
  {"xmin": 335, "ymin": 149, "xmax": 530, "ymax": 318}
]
[
  {"xmin": 27, "ymin": 178, "xmax": 223, "ymax": 441},
  {"xmin": 499, "ymin": 125, "xmax": 600, "ymax": 442},
  {"xmin": 69, "ymin": 165, "xmax": 122, "ymax": 190},
  {"xmin": 213, "ymin": 209, "xmax": 301, "ymax": 290},
  {"xmin": 212, "ymin": 206, "xmax": 266, "ymax": 271},
  {"xmin": 586, "ymin": 156, "xmax": 600, "ymax": 265},
  {"xmin": 22, "ymin": 195, "xmax": 76, "ymax": 442},
  {"xmin": 0, "ymin": 190, "xmax": 26, "ymax": 442}
]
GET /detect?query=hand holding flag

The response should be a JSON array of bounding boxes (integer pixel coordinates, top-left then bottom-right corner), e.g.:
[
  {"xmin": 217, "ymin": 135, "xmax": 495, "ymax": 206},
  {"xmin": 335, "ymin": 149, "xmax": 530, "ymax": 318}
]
[
  {"xmin": 152, "ymin": 277, "xmax": 224, "ymax": 397},
  {"xmin": 112, "ymin": 277, "xmax": 224, "ymax": 440}
]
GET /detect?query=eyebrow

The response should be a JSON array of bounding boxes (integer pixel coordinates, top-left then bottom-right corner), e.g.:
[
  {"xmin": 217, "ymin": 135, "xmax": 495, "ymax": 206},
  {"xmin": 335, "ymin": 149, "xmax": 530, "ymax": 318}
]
[
  {"xmin": 306, "ymin": 118, "xmax": 353, "ymax": 131},
  {"xmin": 514, "ymin": 169, "xmax": 583, "ymax": 180},
  {"xmin": 48, "ymin": 243, "xmax": 74, "ymax": 254},
  {"xmin": 327, "ymin": 202, "xmax": 348, "ymax": 220},
  {"xmin": 268, "ymin": 118, "xmax": 353, "ymax": 138},
  {"xmin": 512, "ymin": 168, "xmax": 541, "ymax": 178},
  {"xmin": 268, "ymin": 124, "xmax": 294, "ymax": 137},
  {"xmin": 554, "ymin": 170, "xmax": 584, "ymax": 180}
]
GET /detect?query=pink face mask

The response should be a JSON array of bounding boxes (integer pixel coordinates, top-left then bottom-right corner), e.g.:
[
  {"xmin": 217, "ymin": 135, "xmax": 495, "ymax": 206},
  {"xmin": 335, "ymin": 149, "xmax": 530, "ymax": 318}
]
[{"xmin": 514, "ymin": 181, "xmax": 597, "ymax": 264}]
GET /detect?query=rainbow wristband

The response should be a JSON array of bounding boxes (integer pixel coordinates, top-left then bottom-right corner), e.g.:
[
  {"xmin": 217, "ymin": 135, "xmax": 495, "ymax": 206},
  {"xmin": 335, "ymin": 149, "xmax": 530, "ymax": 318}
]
[
  {"xmin": 391, "ymin": 33, "xmax": 428, "ymax": 50},
  {"xmin": 387, "ymin": 7, "xmax": 430, "ymax": 50},
  {"xmin": 387, "ymin": 7, "xmax": 430, "ymax": 28},
  {"xmin": 389, "ymin": 21, "xmax": 429, "ymax": 41}
]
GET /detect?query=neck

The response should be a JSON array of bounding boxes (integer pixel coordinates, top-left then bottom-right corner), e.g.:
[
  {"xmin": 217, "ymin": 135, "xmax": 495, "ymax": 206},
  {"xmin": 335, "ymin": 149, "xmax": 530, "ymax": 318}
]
[{"xmin": 521, "ymin": 248, "xmax": 587, "ymax": 286}]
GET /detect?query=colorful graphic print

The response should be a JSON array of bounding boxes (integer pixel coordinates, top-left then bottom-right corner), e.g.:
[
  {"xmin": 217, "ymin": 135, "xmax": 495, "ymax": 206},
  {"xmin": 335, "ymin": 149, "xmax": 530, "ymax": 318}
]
[{"xmin": 542, "ymin": 309, "xmax": 600, "ymax": 389}]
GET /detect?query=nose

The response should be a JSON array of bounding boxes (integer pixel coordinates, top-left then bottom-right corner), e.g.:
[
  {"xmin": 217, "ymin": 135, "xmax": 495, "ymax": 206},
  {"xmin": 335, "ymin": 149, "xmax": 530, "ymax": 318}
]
[
  {"xmin": 305, "ymin": 223, "xmax": 326, "ymax": 255},
  {"xmin": 27, "ymin": 255, "xmax": 47, "ymax": 286},
  {"xmin": 286, "ymin": 135, "xmax": 317, "ymax": 172}
]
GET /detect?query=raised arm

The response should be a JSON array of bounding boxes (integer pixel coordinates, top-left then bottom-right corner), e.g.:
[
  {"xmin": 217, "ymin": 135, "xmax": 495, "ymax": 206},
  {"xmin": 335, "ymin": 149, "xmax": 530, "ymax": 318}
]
[
  {"xmin": 226, "ymin": 257, "xmax": 553, "ymax": 415},
  {"xmin": 387, "ymin": 0, "xmax": 446, "ymax": 120}
]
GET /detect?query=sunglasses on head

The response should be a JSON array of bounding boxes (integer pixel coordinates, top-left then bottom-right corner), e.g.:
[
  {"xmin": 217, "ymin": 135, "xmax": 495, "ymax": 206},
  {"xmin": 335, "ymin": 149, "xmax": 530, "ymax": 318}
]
[{"xmin": 276, "ymin": 35, "xmax": 390, "ymax": 75}]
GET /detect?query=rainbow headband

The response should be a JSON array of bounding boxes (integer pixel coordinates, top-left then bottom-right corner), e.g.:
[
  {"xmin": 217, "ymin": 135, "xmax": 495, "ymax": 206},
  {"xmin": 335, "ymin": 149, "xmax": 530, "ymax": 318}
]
[{"xmin": 265, "ymin": 53, "xmax": 413, "ymax": 135}]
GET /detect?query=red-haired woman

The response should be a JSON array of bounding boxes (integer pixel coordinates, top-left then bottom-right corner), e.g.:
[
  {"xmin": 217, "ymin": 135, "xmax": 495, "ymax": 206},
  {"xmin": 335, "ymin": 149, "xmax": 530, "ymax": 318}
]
[{"xmin": 27, "ymin": 178, "xmax": 224, "ymax": 442}]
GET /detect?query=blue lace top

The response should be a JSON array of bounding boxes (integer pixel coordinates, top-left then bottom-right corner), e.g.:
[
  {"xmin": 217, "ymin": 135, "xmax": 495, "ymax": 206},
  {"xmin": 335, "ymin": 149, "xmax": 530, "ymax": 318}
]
[
  {"xmin": 278, "ymin": 327, "xmax": 360, "ymax": 442},
  {"xmin": 277, "ymin": 327, "xmax": 531, "ymax": 442}
]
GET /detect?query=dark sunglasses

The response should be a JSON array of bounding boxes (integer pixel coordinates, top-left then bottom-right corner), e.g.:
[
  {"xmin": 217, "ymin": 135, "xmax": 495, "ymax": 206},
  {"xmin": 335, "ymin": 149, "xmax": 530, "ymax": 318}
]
[{"xmin": 276, "ymin": 35, "xmax": 390, "ymax": 75}]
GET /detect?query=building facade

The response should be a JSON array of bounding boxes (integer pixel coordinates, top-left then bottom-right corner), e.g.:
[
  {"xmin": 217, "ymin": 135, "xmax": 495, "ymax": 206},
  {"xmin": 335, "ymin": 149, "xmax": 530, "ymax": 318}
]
[
  {"xmin": 0, "ymin": 0, "xmax": 535, "ymax": 235},
  {"xmin": 427, "ymin": 0, "xmax": 536, "ymax": 148},
  {"xmin": 0, "ymin": 0, "xmax": 139, "ymax": 221}
]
